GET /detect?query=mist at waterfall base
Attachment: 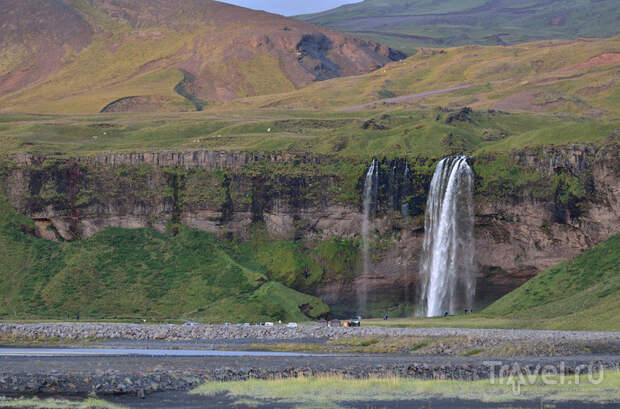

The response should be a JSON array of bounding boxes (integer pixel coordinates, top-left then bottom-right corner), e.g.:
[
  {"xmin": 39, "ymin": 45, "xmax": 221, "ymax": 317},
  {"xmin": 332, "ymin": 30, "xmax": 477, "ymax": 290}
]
[{"xmin": 418, "ymin": 156, "xmax": 476, "ymax": 318}]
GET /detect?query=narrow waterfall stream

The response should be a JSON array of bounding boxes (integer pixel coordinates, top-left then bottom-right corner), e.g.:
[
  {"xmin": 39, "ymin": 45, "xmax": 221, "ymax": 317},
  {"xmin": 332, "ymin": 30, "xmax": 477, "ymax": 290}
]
[
  {"xmin": 389, "ymin": 164, "xmax": 397, "ymax": 210},
  {"xmin": 418, "ymin": 156, "xmax": 475, "ymax": 317},
  {"xmin": 401, "ymin": 163, "xmax": 410, "ymax": 217},
  {"xmin": 359, "ymin": 159, "xmax": 378, "ymax": 316}
]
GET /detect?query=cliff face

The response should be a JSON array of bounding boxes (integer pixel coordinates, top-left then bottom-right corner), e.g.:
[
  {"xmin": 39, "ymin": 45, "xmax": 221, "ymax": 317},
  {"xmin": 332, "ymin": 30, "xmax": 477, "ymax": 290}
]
[
  {"xmin": 473, "ymin": 145, "xmax": 620, "ymax": 308},
  {"xmin": 2, "ymin": 144, "xmax": 618, "ymax": 315}
]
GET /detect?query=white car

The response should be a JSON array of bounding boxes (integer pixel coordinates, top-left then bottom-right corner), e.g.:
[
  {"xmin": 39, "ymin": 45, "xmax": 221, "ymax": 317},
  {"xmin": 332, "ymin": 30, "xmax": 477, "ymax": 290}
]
[
  {"xmin": 264, "ymin": 322, "xmax": 274, "ymax": 327},
  {"xmin": 286, "ymin": 322, "xmax": 298, "ymax": 328}
]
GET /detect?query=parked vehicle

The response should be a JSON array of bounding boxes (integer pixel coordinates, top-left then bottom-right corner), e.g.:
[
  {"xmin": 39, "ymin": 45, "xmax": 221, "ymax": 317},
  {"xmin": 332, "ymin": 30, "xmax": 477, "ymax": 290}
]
[{"xmin": 286, "ymin": 322, "xmax": 298, "ymax": 328}]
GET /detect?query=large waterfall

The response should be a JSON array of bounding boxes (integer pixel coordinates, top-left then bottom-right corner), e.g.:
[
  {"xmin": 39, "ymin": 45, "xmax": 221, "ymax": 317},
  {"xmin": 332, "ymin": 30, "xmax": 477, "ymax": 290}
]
[
  {"xmin": 359, "ymin": 159, "xmax": 378, "ymax": 316},
  {"xmin": 418, "ymin": 156, "xmax": 475, "ymax": 317}
]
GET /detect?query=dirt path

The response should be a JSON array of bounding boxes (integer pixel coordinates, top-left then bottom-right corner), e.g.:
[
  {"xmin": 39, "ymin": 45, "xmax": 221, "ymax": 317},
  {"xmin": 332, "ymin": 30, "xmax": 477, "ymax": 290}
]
[{"xmin": 340, "ymin": 83, "xmax": 474, "ymax": 111}]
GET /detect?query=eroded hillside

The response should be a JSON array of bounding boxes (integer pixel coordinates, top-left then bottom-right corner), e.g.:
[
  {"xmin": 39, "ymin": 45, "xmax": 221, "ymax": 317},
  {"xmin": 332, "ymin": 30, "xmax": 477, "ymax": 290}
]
[{"xmin": 0, "ymin": 0, "xmax": 404, "ymax": 114}]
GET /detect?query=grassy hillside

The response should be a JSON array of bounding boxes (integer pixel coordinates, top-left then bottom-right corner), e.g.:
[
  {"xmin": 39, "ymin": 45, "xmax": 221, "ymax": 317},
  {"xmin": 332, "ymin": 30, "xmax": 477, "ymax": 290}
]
[
  {"xmin": 1, "ymin": 107, "xmax": 616, "ymax": 160},
  {"xmin": 298, "ymin": 0, "xmax": 620, "ymax": 54},
  {"xmin": 483, "ymin": 234, "xmax": 620, "ymax": 331},
  {"xmin": 233, "ymin": 36, "xmax": 620, "ymax": 117},
  {"xmin": 0, "ymin": 0, "xmax": 401, "ymax": 114},
  {"xmin": 0, "ymin": 196, "xmax": 330, "ymax": 322}
]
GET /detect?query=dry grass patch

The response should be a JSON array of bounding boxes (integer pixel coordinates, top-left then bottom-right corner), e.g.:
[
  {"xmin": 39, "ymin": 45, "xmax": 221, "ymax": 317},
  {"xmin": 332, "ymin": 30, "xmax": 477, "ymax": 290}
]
[{"xmin": 193, "ymin": 371, "xmax": 620, "ymax": 407}]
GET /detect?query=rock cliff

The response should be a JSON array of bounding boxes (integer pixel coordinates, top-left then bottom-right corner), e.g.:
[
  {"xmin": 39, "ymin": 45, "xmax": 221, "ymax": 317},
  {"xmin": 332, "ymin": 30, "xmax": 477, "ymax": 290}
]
[{"xmin": 2, "ymin": 143, "xmax": 618, "ymax": 316}]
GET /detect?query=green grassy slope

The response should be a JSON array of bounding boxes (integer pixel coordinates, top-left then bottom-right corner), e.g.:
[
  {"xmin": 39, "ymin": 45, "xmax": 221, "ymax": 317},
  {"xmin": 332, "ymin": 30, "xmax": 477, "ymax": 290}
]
[
  {"xmin": 298, "ymin": 0, "xmax": 620, "ymax": 54},
  {"xmin": 1, "ymin": 108, "xmax": 616, "ymax": 160},
  {"xmin": 0, "ymin": 197, "xmax": 330, "ymax": 322},
  {"xmin": 483, "ymin": 234, "xmax": 620, "ymax": 331},
  {"xmin": 234, "ymin": 36, "xmax": 620, "ymax": 117}
]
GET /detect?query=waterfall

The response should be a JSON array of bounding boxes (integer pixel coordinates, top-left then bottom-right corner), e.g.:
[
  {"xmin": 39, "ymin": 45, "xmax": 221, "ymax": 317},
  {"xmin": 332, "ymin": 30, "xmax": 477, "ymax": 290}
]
[
  {"xmin": 359, "ymin": 159, "xmax": 378, "ymax": 316},
  {"xmin": 401, "ymin": 163, "xmax": 410, "ymax": 217},
  {"xmin": 418, "ymin": 156, "xmax": 475, "ymax": 317},
  {"xmin": 388, "ymin": 164, "xmax": 397, "ymax": 211}
]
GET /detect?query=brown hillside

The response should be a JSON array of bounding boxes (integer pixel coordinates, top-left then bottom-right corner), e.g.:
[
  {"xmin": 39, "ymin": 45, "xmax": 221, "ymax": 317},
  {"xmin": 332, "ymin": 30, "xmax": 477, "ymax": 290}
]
[
  {"xmin": 0, "ymin": 0, "xmax": 405, "ymax": 113},
  {"xmin": 0, "ymin": 0, "xmax": 93, "ymax": 95}
]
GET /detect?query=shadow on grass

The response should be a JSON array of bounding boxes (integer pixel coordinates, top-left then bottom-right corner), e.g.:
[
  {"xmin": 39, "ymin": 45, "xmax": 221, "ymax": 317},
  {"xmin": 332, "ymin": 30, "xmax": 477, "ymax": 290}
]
[{"xmin": 104, "ymin": 391, "xmax": 620, "ymax": 409}]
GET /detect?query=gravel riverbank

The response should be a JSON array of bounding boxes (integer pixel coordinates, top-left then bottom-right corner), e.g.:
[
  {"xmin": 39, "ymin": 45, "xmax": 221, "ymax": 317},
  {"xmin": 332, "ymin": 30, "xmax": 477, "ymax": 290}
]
[
  {"xmin": 1, "ymin": 323, "xmax": 618, "ymax": 398},
  {"xmin": 1, "ymin": 323, "xmax": 619, "ymax": 343}
]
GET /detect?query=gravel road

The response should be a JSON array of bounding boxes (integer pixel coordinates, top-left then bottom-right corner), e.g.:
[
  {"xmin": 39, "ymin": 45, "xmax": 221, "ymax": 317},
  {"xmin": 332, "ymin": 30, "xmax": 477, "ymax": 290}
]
[{"xmin": 340, "ymin": 84, "xmax": 474, "ymax": 111}]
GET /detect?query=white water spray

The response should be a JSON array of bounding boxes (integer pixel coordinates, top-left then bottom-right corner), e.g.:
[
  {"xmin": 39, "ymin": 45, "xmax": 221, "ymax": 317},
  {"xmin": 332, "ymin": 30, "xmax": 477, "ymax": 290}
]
[
  {"xmin": 359, "ymin": 159, "xmax": 378, "ymax": 315},
  {"xmin": 418, "ymin": 156, "xmax": 475, "ymax": 317}
]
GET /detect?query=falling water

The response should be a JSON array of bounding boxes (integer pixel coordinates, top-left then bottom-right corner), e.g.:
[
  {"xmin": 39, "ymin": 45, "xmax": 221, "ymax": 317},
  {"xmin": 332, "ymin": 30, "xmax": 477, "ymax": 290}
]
[
  {"xmin": 388, "ymin": 164, "xmax": 397, "ymax": 211},
  {"xmin": 359, "ymin": 159, "xmax": 378, "ymax": 316},
  {"xmin": 401, "ymin": 163, "xmax": 410, "ymax": 217},
  {"xmin": 418, "ymin": 156, "xmax": 475, "ymax": 317}
]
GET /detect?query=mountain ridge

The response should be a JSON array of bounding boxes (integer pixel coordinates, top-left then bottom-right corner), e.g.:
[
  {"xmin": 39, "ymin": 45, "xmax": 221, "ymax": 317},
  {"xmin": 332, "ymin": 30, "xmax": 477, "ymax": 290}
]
[
  {"xmin": 0, "ymin": 0, "xmax": 405, "ymax": 114},
  {"xmin": 297, "ymin": 0, "xmax": 620, "ymax": 54}
]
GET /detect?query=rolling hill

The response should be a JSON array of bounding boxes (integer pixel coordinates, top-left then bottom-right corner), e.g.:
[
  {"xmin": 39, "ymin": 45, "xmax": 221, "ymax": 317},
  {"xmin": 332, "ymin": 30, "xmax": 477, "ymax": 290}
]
[
  {"xmin": 483, "ymin": 234, "xmax": 620, "ymax": 331},
  {"xmin": 230, "ymin": 35, "xmax": 620, "ymax": 117},
  {"xmin": 297, "ymin": 0, "xmax": 620, "ymax": 55},
  {"xmin": 0, "ymin": 0, "xmax": 404, "ymax": 114}
]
